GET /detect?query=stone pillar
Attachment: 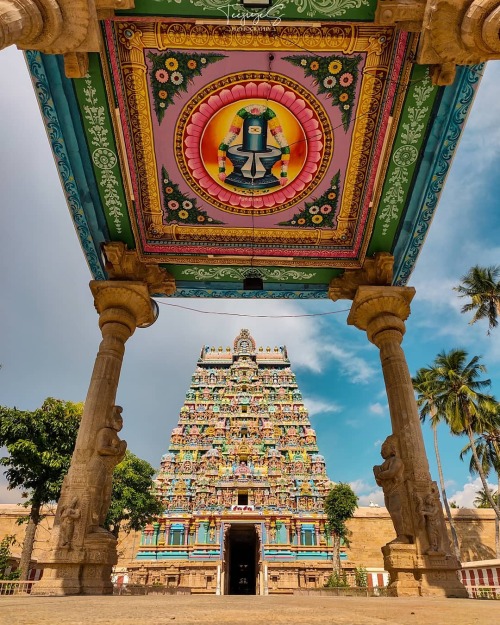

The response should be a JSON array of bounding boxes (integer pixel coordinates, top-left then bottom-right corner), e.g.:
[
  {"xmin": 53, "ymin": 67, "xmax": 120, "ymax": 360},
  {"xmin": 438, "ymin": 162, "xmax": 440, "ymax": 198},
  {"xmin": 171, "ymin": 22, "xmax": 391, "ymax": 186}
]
[
  {"xmin": 348, "ymin": 285, "xmax": 467, "ymax": 597},
  {"xmin": 34, "ymin": 280, "xmax": 156, "ymax": 596}
]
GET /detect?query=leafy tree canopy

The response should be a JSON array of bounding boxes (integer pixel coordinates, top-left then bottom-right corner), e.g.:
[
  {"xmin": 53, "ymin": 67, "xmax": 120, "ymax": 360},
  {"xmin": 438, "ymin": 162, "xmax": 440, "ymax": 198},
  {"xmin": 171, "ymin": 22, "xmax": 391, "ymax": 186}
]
[
  {"xmin": 105, "ymin": 450, "xmax": 163, "ymax": 538},
  {"xmin": 324, "ymin": 482, "xmax": 358, "ymax": 541},
  {"xmin": 0, "ymin": 398, "xmax": 82, "ymax": 507}
]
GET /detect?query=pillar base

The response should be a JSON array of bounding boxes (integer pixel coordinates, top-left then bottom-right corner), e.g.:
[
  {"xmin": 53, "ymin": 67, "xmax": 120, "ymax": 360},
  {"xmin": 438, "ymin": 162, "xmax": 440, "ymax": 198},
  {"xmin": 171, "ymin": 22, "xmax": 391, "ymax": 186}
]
[
  {"xmin": 33, "ymin": 534, "xmax": 117, "ymax": 596},
  {"xmin": 382, "ymin": 544, "xmax": 468, "ymax": 598}
]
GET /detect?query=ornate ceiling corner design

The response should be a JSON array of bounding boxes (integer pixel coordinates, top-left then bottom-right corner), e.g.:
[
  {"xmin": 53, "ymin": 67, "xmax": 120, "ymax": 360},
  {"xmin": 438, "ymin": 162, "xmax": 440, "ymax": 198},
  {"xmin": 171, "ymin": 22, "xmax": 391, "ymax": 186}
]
[
  {"xmin": 376, "ymin": 0, "xmax": 500, "ymax": 85},
  {"xmin": 103, "ymin": 242, "xmax": 176, "ymax": 296},
  {"xmin": 328, "ymin": 251, "xmax": 394, "ymax": 300}
]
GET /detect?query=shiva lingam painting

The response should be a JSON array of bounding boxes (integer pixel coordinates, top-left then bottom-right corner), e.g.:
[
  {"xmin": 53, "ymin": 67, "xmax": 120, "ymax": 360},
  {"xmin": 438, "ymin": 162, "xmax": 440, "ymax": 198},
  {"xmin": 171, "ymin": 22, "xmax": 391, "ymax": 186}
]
[{"xmin": 218, "ymin": 104, "xmax": 290, "ymax": 191}]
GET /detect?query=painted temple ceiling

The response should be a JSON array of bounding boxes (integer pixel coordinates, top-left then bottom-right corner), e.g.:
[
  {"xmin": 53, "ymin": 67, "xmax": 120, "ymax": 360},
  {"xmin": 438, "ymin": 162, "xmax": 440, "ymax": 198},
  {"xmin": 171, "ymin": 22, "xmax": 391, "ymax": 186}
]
[{"xmin": 26, "ymin": 4, "xmax": 484, "ymax": 297}]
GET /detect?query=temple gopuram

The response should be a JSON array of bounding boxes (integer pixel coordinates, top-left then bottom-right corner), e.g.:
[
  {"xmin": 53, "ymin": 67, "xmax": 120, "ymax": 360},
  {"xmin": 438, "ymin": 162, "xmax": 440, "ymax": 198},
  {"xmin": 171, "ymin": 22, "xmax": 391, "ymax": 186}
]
[{"xmin": 130, "ymin": 330, "xmax": 337, "ymax": 594}]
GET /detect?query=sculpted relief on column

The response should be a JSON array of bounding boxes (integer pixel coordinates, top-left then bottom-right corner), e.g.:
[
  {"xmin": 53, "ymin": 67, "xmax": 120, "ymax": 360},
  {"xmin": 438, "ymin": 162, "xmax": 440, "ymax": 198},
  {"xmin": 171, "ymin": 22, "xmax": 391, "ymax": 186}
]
[
  {"xmin": 88, "ymin": 405, "xmax": 127, "ymax": 535},
  {"xmin": 373, "ymin": 435, "xmax": 413, "ymax": 545}
]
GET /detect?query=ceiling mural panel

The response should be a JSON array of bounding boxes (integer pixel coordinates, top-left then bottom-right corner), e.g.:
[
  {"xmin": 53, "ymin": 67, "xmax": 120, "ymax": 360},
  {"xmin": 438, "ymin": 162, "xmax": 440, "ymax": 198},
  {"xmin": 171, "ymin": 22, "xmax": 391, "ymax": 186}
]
[{"xmin": 104, "ymin": 20, "xmax": 409, "ymax": 267}]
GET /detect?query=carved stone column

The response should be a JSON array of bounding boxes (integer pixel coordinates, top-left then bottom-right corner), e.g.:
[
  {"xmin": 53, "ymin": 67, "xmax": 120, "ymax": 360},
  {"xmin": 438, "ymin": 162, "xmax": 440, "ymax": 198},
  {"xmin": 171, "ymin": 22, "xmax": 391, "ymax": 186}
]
[
  {"xmin": 33, "ymin": 280, "xmax": 156, "ymax": 596},
  {"xmin": 347, "ymin": 285, "xmax": 467, "ymax": 597}
]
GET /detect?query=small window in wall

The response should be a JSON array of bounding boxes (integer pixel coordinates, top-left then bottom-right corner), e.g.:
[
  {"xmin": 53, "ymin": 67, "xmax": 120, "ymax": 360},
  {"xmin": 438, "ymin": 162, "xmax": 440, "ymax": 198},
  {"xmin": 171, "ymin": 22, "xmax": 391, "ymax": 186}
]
[
  {"xmin": 167, "ymin": 576, "xmax": 177, "ymax": 586},
  {"xmin": 270, "ymin": 576, "xmax": 279, "ymax": 583},
  {"xmin": 241, "ymin": 405, "xmax": 248, "ymax": 413},
  {"xmin": 302, "ymin": 529, "xmax": 315, "ymax": 546},
  {"xmin": 308, "ymin": 577, "xmax": 316, "ymax": 583},
  {"xmin": 238, "ymin": 491, "xmax": 249, "ymax": 505},
  {"xmin": 170, "ymin": 529, "xmax": 183, "ymax": 545}
]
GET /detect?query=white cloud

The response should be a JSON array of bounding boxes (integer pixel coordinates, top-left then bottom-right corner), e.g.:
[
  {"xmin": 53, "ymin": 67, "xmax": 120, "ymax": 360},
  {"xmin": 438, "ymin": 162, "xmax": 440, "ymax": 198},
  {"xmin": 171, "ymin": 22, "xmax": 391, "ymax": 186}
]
[
  {"xmin": 448, "ymin": 476, "xmax": 497, "ymax": 508},
  {"xmin": 302, "ymin": 396, "xmax": 342, "ymax": 417},
  {"xmin": 349, "ymin": 479, "xmax": 385, "ymax": 507},
  {"xmin": 358, "ymin": 490, "xmax": 385, "ymax": 507},
  {"xmin": 322, "ymin": 344, "xmax": 376, "ymax": 384},
  {"xmin": 369, "ymin": 402, "xmax": 386, "ymax": 416}
]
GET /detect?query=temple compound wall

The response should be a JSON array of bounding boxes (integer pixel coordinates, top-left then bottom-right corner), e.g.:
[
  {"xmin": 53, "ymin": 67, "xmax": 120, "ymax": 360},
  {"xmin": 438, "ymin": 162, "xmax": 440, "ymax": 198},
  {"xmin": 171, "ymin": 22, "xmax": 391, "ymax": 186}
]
[{"xmin": 0, "ymin": 504, "xmax": 497, "ymax": 590}]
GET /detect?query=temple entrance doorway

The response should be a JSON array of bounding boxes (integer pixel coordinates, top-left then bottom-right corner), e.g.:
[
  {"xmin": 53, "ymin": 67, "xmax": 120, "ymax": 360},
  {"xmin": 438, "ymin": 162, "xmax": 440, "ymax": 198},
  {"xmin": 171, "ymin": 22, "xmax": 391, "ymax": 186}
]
[{"xmin": 226, "ymin": 524, "xmax": 259, "ymax": 595}]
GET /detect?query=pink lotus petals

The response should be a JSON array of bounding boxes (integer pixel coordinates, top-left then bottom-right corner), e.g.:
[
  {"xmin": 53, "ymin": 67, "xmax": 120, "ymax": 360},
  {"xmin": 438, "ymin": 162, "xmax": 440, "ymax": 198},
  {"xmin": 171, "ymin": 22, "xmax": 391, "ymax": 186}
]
[
  {"xmin": 219, "ymin": 89, "xmax": 233, "ymax": 105},
  {"xmin": 289, "ymin": 99, "xmax": 306, "ymax": 115},
  {"xmin": 231, "ymin": 84, "xmax": 246, "ymax": 101},
  {"xmin": 245, "ymin": 82, "xmax": 258, "ymax": 98},
  {"xmin": 280, "ymin": 91, "xmax": 296, "ymax": 108},
  {"xmin": 199, "ymin": 102, "xmax": 216, "ymax": 117},
  {"xmin": 308, "ymin": 140, "xmax": 323, "ymax": 152},
  {"xmin": 269, "ymin": 85, "xmax": 285, "ymax": 102},
  {"xmin": 218, "ymin": 189, "xmax": 231, "ymax": 201},
  {"xmin": 252, "ymin": 197, "xmax": 264, "ymax": 209},
  {"xmin": 185, "ymin": 148, "xmax": 198, "ymax": 159},
  {"xmin": 240, "ymin": 196, "xmax": 252, "ymax": 208},
  {"xmin": 187, "ymin": 158, "xmax": 201, "ymax": 170},
  {"xmin": 228, "ymin": 193, "xmax": 241, "ymax": 207},
  {"xmin": 257, "ymin": 82, "xmax": 271, "ymax": 99},
  {"xmin": 184, "ymin": 136, "xmax": 198, "ymax": 148},
  {"xmin": 207, "ymin": 95, "xmax": 222, "ymax": 110},
  {"xmin": 303, "ymin": 162, "xmax": 318, "ymax": 174},
  {"xmin": 191, "ymin": 112, "xmax": 208, "ymax": 127},
  {"xmin": 274, "ymin": 191, "xmax": 286, "ymax": 203}
]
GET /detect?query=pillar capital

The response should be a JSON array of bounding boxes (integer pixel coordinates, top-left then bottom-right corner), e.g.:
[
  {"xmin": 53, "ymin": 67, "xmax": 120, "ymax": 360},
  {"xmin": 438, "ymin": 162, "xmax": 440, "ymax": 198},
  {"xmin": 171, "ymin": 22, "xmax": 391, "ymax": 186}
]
[
  {"xmin": 328, "ymin": 252, "xmax": 394, "ymax": 301},
  {"xmin": 347, "ymin": 285, "xmax": 415, "ymax": 345},
  {"xmin": 102, "ymin": 242, "xmax": 176, "ymax": 297},
  {"xmin": 375, "ymin": 0, "xmax": 500, "ymax": 84},
  {"xmin": 0, "ymin": 0, "xmax": 135, "ymax": 77},
  {"xmin": 90, "ymin": 280, "xmax": 157, "ymax": 334}
]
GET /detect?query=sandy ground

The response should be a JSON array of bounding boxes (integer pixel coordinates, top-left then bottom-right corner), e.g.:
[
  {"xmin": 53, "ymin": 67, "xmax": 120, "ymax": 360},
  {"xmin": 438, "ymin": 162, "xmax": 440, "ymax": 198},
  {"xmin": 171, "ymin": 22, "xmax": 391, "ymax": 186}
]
[{"xmin": 0, "ymin": 595, "xmax": 496, "ymax": 625}]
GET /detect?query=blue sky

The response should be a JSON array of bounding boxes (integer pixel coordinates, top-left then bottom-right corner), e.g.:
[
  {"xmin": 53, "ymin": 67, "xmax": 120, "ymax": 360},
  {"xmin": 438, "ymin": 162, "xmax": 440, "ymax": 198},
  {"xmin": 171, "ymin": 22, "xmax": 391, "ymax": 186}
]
[{"xmin": 1, "ymin": 48, "xmax": 499, "ymax": 508}]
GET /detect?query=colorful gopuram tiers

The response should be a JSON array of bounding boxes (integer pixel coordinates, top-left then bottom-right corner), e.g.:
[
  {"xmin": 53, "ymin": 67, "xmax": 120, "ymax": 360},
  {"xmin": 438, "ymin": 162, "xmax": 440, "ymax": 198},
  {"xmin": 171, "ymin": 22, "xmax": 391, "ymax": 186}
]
[{"xmin": 130, "ymin": 330, "xmax": 339, "ymax": 594}]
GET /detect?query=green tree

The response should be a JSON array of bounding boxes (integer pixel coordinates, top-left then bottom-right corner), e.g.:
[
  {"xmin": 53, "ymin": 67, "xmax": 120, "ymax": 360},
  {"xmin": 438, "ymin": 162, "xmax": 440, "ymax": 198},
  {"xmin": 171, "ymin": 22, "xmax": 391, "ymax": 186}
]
[
  {"xmin": 455, "ymin": 265, "xmax": 500, "ymax": 334},
  {"xmin": 105, "ymin": 450, "xmax": 163, "ymax": 539},
  {"xmin": 412, "ymin": 367, "xmax": 460, "ymax": 559},
  {"xmin": 432, "ymin": 349, "xmax": 500, "ymax": 520},
  {"xmin": 324, "ymin": 483, "xmax": 358, "ymax": 577},
  {"xmin": 474, "ymin": 487, "xmax": 499, "ymax": 509},
  {"xmin": 0, "ymin": 398, "xmax": 82, "ymax": 580},
  {"xmin": 0, "ymin": 535, "xmax": 20, "ymax": 580}
]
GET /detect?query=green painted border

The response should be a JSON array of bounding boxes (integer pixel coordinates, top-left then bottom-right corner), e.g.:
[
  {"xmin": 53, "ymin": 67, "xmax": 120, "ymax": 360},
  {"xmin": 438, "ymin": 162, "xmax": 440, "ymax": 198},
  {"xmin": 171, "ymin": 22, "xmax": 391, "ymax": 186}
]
[
  {"xmin": 165, "ymin": 265, "xmax": 341, "ymax": 284},
  {"xmin": 72, "ymin": 54, "xmax": 134, "ymax": 246},
  {"xmin": 122, "ymin": 0, "xmax": 376, "ymax": 22},
  {"xmin": 368, "ymin": 65, "xmax": 439, "ymax": 254}
]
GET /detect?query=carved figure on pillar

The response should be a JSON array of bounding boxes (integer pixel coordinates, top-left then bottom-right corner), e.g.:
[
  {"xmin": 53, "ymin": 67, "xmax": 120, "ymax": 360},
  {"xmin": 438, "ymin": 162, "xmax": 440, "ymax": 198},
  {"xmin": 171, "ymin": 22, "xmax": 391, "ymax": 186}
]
[
  {"xmin": 88, "ymin": 406, "xmax": 127, "ymax": 534},
  {"xmin": 59, "ymin": 497, "xmax": 80, "ymax": 549},
  {"xmin": 415, "ymin": 490, "xmax": 442, "ymax": 554},
  {"xmin": 373, "ymin": 435, "xmax": 412, "ymax": 544}
]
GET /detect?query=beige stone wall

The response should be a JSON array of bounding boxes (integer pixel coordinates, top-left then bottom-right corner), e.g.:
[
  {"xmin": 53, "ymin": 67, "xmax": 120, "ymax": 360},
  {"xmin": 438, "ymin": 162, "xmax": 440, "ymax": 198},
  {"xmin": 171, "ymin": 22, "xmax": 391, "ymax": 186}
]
[
  {"xmin": 346, "ymin": 507, "xmax": 498, "ymax": 568},
  {"xmin": 1, "ymin": 504, "xmax": 496, "ymax": 572}
]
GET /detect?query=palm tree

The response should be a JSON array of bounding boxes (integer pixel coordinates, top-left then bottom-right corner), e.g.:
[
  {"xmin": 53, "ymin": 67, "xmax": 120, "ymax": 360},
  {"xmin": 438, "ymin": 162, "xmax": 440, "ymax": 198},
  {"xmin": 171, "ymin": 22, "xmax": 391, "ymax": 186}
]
[
  {"xmin": 412, "ymin": 367, "xmax": 460, "ymax": 559},
  {"xmin": 461, "ymin": 422, "xmax": 500, "ymax": 557},
  {"xmin": 473, "ymin": 487, "xmax": 499, "ymax": 509},
  {"xmin": 432, "ymin": 349, "xmax": 500, "ymax": 521},
  {"xmin": 455, "ymin": 265, "xmax": 500, "ymax": 334}
]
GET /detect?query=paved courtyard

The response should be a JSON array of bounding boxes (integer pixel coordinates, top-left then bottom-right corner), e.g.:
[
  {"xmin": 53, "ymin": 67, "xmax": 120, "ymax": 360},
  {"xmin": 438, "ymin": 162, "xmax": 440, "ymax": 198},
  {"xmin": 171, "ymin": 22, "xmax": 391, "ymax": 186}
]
[{"xmin": 0, "ymin": 595, "xmax": 496, "ymax": 625}]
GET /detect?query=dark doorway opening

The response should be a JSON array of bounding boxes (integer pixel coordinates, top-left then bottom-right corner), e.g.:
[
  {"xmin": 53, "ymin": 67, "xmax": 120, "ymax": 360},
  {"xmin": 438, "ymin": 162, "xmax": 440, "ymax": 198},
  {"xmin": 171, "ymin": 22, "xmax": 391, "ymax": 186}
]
[{"xmin": 228, "ymin": 524, "xmax": 258, "ymax": 595}]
